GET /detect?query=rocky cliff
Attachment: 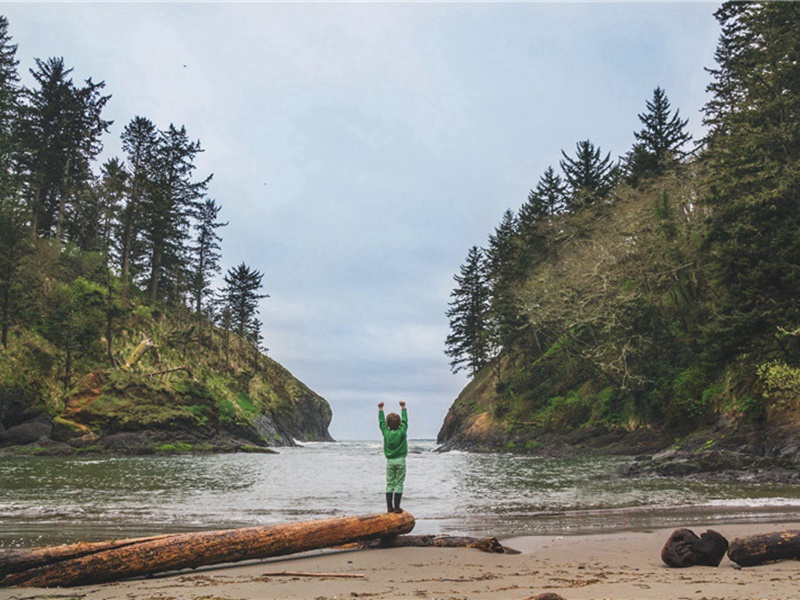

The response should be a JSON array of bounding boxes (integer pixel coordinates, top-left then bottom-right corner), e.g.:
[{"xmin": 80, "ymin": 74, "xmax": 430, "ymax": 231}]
[
  {"xmin": 437, "ymin": 356, "xmax": 800, "ymax": 482},
  {"xmin": 0, "ymin": 329, "xmax": 333, "ymax": 455}
]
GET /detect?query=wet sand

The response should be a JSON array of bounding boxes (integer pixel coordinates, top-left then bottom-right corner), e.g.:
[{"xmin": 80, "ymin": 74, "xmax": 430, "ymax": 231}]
[{"xmin": 2, "ymin": 522, "xmax": 800, "ymax": 599}]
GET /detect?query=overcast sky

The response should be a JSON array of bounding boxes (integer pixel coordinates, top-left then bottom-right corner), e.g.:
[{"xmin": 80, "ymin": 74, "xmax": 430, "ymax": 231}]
[{"xmin": 4, "ymin": 2, "xmax": 721, "ymax": 440}]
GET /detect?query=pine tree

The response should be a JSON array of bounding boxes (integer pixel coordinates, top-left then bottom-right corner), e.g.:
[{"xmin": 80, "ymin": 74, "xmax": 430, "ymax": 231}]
[
  {"xmin": 701, "ymin": 1, "xmax": 800, "ymax": 362},
  {"xmin": 140, "ymin": 124, "xmax": 211, "ymax": 304},
  {"xmin": 190, "ymin": 197, "xmax": 227, "ymax": 315},
  {"xmin": 519, "ymin": 166, "xmax": 567, "ymax": 233},
  {"xmin": 119, "ymin": 116, "xmax": 158, "ymax": 285},
  {"xmin": 486, "ymin": 209, "xmax": 523, "ymax": 349},
  {"xmin": 626, "ymin": 87, "xmax": 691, "ymax": 184},
  {"xmin": 71, "ymin": 157, "xmax": 126, "ymax": 255},
  {"xmin": 560, "ymin": 139, "xmax": 619, "ymax": 210},
  {"xmin": 18, "ymin": 57, "xmax": 110, "ymax": 239},
  {"xmin": 445, "ymin": 246, "xmax": 493, "ymax": 375},
  {"xmin": 219, "ymin": 262, "xmax": 268, "ymax": 342},
  {"xmin": 0, "ymin": 15, "xmax": 20, "ymax": 204}
]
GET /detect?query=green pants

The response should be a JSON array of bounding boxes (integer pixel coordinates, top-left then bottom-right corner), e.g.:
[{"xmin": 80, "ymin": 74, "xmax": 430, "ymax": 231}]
[{"xmin": 385, "ymin": 457, "xmax": 406, "ymax": 493}]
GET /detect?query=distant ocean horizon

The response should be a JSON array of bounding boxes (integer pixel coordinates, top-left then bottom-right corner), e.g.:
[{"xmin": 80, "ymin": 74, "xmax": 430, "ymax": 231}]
[{"xmin": 3, "ymin": 440, "xmax": 800, "ymax": 549}]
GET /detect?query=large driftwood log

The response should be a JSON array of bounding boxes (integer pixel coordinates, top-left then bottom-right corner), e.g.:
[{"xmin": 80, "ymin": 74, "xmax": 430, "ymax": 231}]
[
  {"xmin": 661, "ymin": 528, "xmax": 728, "ymax": 567},
  {"xmin": 728, "ymin": 530, "xmax": 800, "ymax": 567},
  {"xmin": 366, "ymin": 534, "xmax": 517, "ymax": 554},
  {"xmin": 0, "ymin": 534, "xmax": 176, "ymax": 579},
  {"xmin": 1, "ymin": 512, "xmax": 414, "ymax": 588}
]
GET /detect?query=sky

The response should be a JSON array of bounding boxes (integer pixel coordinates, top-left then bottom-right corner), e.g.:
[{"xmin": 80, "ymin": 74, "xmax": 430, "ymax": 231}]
[{"xmin": 3, "ymin": 2, "xmax": 721, "ymax": 440}]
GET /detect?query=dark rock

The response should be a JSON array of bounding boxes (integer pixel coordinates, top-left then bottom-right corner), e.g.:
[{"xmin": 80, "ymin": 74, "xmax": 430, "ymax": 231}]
[
  {"xmin": 0, "ymin": 419, "xmax": 52, "ymax": 446},
  {"xmin": 0, "ymin": 388, "xmax": 47, "ymax": 428},
  {"xmin": 100, "ymin": 432, "xmax": 155, "ymax": 453},
  {"xmin": 661, "ymin": 528, "xmax": 729, "ymax": 567}
]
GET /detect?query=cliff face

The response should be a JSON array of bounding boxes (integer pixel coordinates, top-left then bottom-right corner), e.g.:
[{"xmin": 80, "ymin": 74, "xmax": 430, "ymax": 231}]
[
  {"xmin": 0, "ymin": 330, "xmax": 333, "ymax": 455},
  {"xmin": 437, "ymin": 355, "xmax": 800, "ymax": 479},
  {"xmin": 436, "ymin": 362, "xmax": 509, "ymax": 452}
]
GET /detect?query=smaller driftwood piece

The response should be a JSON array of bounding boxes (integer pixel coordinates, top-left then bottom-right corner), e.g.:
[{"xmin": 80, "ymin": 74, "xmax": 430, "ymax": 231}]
[
  {"xmin": 366, "ymin": 534, "xmax": 518, "ymax": 554},
  {"xmin": 727, "ymin": 530, "xmax": 800, "ymax": 567},
  {"xmin": 661, "ymin": 528, "xmax": 729, "ymax": 567}
]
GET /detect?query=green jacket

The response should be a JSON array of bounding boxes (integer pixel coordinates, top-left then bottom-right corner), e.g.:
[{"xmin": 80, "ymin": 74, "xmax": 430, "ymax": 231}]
[{"xmin": 379, "ymin": 408, "xmax": 408, "ymax": 459}]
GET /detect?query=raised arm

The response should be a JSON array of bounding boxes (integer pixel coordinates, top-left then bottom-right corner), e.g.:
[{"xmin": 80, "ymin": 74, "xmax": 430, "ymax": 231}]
[{"xmin": 378, "ymin": 402, "xmax": 387, "ymax": 432}]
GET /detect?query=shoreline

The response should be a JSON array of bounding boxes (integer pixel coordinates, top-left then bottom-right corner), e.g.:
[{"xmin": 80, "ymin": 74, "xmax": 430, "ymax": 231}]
[{"xmin": 2, "ymin": 522, "xmax": 800, "ymax": 599}]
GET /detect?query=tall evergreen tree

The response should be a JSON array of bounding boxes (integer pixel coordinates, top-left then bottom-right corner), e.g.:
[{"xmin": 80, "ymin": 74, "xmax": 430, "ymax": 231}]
[
  {"xmin": 701, "ymin": 1, "xmax": 800, "ymax": 362},
  {"xmin": 69, "ymin": 157, "xmax": 126, "ymax": 255},
  {"xmin": 18, "ymin": 57, "xmax": 111, "ymax": 240},
  {"xmin": 445, "ymin": 246, "xmax": 493, "ymax": 375},
  {"xmin": 0, "ymin": 15, "xmax": 20, "ymax": 204},
  {"xmin": 560, "ymin": 139, "xmax": 619, "ymax": 210},
  {"xmin": 486, "ymin": 209, "xmax": 523, "ymax": 349},
  {"xmin": 626, "ymin": 87, "xmax": 692, "ymax": 184},
  {"xmin": 519, "ymin": 166, "xmax": 567, "ymax": 233},
  {"xmin": 190, "ymin": 197, "xmax": 227, "ymax": 315},
  {"xmin": 140, "ymin": 124, "xmax": 210, "ymax": 304},
  {"xmin": 219, "ymin": 262, "xmax": 268, "ymax": 342},
  {"xmin": 119, "ymin": 116, "xmax": 158, "ymax": 284}
]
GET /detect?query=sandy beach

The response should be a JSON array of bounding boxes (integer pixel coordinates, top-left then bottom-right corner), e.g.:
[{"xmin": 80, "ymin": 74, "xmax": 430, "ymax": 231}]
[{"xmin": 2, "ymin": 522, "xmax": 800, "ymax": 600}]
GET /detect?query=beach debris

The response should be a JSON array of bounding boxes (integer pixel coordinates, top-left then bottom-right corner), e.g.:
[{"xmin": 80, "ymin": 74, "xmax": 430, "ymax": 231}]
[
  {"xmin": 364, "ymin": 534, "xmax": 518, "ymax": 554},
  {"xmin": 0, "ymin": 512, "xmax": 415, "ymax": 588},
  {"xmin": 525, "ymin": 593, "xmax": 567, "ymax": 600},
  {"xmin": 728, "ymin": 529, "xmax": 800, "ymax": 567},
  {"xmin": 259, "ymin": 571, "xmax": 366, "ymax": 579},
  {"xmin": 660, "ymin": 528, "xmax": 728, "ymax": 567}
]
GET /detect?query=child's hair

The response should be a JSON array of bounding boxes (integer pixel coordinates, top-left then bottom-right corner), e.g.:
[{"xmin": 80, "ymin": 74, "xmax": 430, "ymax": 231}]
[{"xmin": 386, "ymin": 412, "xmax": 401, "ymax": 430}]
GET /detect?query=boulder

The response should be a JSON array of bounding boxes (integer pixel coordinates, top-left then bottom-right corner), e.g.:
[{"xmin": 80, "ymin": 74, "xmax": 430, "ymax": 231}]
[
  {"xmin": 661, "ymin": 528, "xmax": 729, "ymax": 567},
  {"xmin": 0, "ymin": 419, "xmax": 52, "ymax": 446}
]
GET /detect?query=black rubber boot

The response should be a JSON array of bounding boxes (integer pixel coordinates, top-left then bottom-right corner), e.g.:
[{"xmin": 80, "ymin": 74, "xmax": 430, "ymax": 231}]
[
  {"xmin": 386, "ymin": 492, "xmax": 394, "ymax": 513},
  {"xmin": 393, "ymin": 493, "xmax": 403, "ymax": 513}
]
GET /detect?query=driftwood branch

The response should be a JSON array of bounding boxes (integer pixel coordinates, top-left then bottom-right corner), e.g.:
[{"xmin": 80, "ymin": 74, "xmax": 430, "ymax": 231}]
[
  {"xmin": 261, "ymin": 571, "xmax": 365, "ymax": 579},
  {"xmin": 364, "ymin": 534, "xmax": 518, "ymax": 554}
]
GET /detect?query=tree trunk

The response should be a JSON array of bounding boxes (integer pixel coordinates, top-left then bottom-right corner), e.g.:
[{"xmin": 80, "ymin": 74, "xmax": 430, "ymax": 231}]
[
  {"xmin": 148, "ymin": 247, "xmax": 162, "ymax": 304},
  {"xmin": 1, "ymin": 512, "xmax": 415, "ymax": 588},
  {"xmin": 124, "ymin": 334, "xmax": 155, "ymax": 368},
  {"xmin": 55, "ymin": 157, "xmax": 71, "ymax": 244},
  {"xmin": 727, "ymin": 530, "xmax": 800, "ymax": 567}
]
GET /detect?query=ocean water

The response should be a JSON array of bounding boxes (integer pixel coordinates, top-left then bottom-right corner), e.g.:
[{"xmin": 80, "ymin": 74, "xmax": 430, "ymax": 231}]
[{"xmin": 2, "ymin": 439, "xmax": 800, "ymax": 549}]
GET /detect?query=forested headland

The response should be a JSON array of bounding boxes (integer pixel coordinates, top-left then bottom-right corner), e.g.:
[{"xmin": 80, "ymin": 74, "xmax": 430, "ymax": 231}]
[
  {"xmin": 0, "ymin": 15, "xmax": 332, "ymax": 453},
  {"xmin": 439, "ymin": 2, "xmax": 800, "ymax": 474}
]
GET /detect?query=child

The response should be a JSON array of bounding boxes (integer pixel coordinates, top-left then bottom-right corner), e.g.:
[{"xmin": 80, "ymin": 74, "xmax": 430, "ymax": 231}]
[{"xmin": 378, "ymin": 400, "xmax": 408, "ymax": 513}]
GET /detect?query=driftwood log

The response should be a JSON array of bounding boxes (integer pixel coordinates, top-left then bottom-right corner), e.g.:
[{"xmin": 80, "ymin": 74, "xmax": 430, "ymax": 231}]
[
  {"xmin": 661, "ymin": 528, "xmax": 729, "ymax": 567},
  {"xmin": 728, "ymin": 530, "xmax": 800, "ymax": 567},
  {"xmin": 0, "ymin": 534, "xmax": 176, "ymax": 579},
  {"xmin": 0, "ymin": 512, "xmax": 414, "ymax": 588},
  {"xmin": 366, "ymin": 534, "xmax": 517, "ymax": 554}
]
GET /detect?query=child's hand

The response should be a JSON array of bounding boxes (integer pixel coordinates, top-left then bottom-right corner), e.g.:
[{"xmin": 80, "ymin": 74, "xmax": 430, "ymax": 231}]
[
  {"xmin": 378, "ymin": 402, "xmax": 384, "ymax": 410},
  {"xmin": 399, "ymin": 401, "xmax": 406, "ymax": 408}
]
